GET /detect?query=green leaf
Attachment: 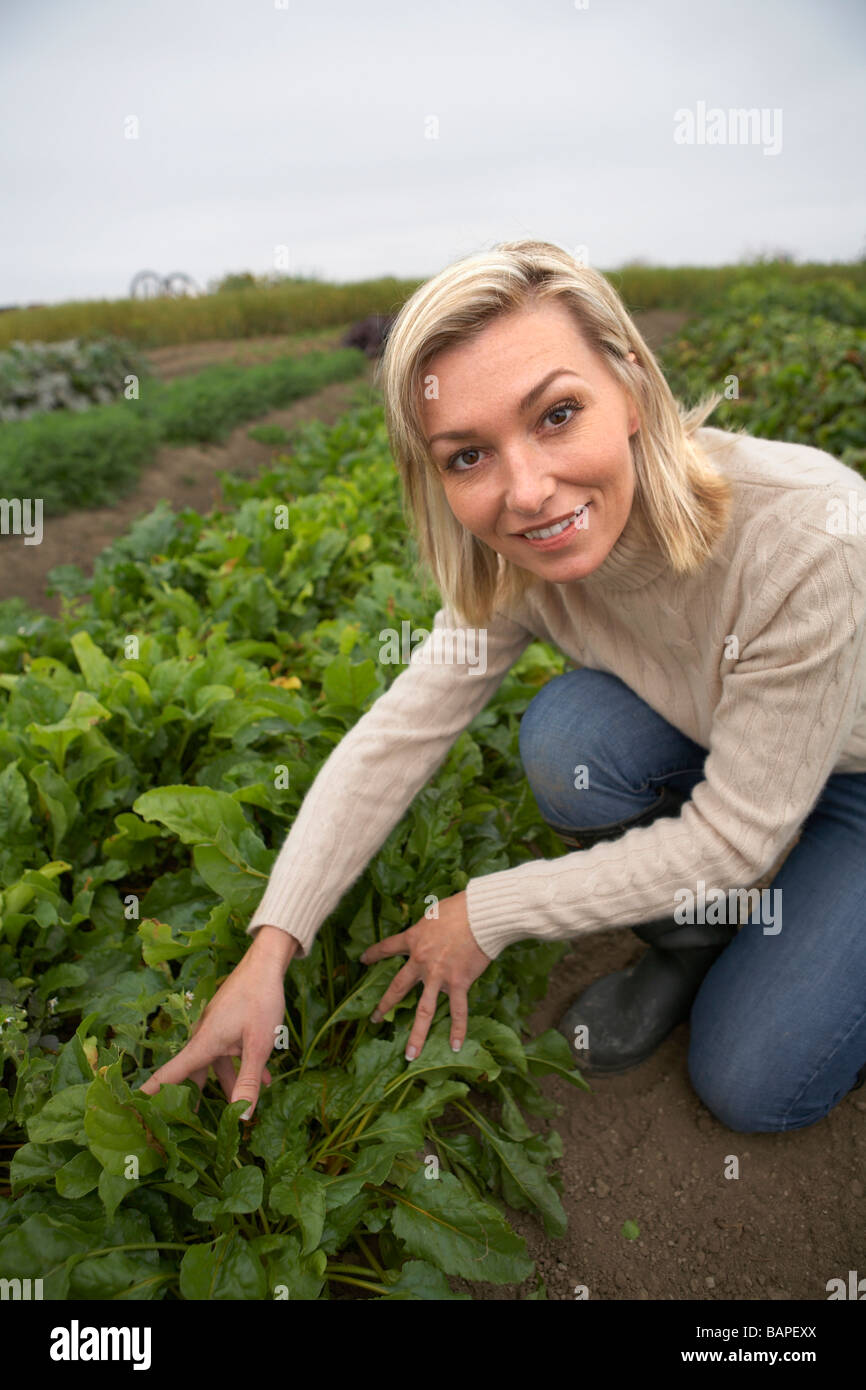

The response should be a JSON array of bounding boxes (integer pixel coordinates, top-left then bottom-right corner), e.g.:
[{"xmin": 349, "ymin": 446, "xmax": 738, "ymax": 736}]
[
  {"xmin": 467, "ymin": 1016, "xmax": 528, "ymax": 1075},
  {"xmin": 403, "ymin": 1029, "xmax": 500, "ymax": 1087},
  {"xmin": 98, "ymin": 1168, "xmax": 131, "ymax": 1222},
  {"xmin": 378, "ymin": 1258, "xmax": 471, "ymax": 1300},
  {"xmin": 390, "ymin": 1169, "xmax": 534, "ymax": 1285},
  {"xmin": 321, "ymin": 654, "xmax": 378, "ymax": 708},
  {"xmin": 523, "ymin": 1028, "xmax": 591, "ymax": 1089},
  {"xmin": 55, "ymin": 1148, "xmax": 102, "ymax": 1198},
  {"xmin": 10, "ymin": 1140, "xmax": 76, "ymax": 1191},
  {"xmin": 179, "ymin": 1231, "xmax": 268, "ymax": 1300},
  {"xmin": 26, "ymin": 1083, "xmax": 90, "ymax": 1145},
  {"xmin": 622, "ymin": 1220, "xmax": 640, "ymax": 1241},
  {"xmin": 193, "ymin": 1166, "xmax": 264, "ymax": 1221},
  {"xmin": 215, "ymin": 1099, "xmax": 248, "ymax": 1184},
  {"xmin": 84, "ymin": 1072, "xmax": 166, "ymax": 1178},
  {"xmin": 484, "ymin": 1129, "xmax": 567, "ymax": 1238},
  {"xmin": 0, "ymin": 1212, "xmax": 91, "ymax": 1298},
  {"xmin": 268, "ymin": 1167, "xmax": 328, "ymax": 1254},
  {"xmin": 132, "ymin": 784, "xmax": 251, "ymax": 847},
  {"xmin": 252, "ymin": 1233, "xmax": 327, "ymax": 1299}
]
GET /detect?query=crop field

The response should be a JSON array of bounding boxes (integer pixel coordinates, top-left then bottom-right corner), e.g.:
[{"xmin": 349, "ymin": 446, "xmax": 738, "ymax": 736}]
[{"xmin": 0, "ymin": 266, "xmax": 864, "ymax": 1300}]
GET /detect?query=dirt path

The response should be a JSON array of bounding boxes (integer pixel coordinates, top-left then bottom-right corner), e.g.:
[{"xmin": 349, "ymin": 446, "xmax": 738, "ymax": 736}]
[
  {"xmin": 453, "ymin": 927, "xmax": 865, "ymax": 1301},
  {"xmin": 0, "ymin": 367, "xmax": 379, "ymax": 619},
  {"xmin": 6, "ymin": 309, "xmax": 860, "ymax": 1302}
]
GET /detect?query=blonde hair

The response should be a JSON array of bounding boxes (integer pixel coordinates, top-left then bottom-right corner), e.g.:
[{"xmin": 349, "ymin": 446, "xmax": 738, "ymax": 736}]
[{"xmin": 378, "ymin": 239, "xmax": 735, "ymax": 627}]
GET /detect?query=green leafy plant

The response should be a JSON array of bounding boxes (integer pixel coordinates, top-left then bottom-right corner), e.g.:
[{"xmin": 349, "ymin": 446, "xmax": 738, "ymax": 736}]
[
  {"xmin": 0, "ymin": 348, "xmax": 368, "ymax": 516},
  {"xmin": 658, "ymin": 278, "xmax": 866, "ymax": 475},
  {"xmin": 0, "ymin": 336, "xmax": 150, "ymax": 423},
  {"xmin": 0, "ymin": 399, "xmax": 584, "ymax": 1299}
]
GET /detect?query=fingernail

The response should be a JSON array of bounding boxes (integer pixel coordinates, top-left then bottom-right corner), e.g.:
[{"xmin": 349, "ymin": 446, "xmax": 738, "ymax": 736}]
[
  {"xmin": 451, "ymin": 1040, "xmax": 462, "ymax": 1052},
  {"xmin": 241, "ymin": 1105, "xmax": 253, "ymax": 1120},
  {"xmin": 370, "ymin": 1010, "xmax": 381, "ymax": 1023},
  {"xmin": 405, "ymin": 1045, "xmax": 417, "ymax": 1061}
]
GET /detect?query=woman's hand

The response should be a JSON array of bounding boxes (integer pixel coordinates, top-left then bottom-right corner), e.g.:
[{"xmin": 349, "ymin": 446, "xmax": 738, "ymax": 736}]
[
  {"xmin": 359, "ymin": 891, "xmax": 491, "ymax": 1061},
  {"xmin": 136, "ymin": 925, "xmax": 298, "ymax": 1119}
]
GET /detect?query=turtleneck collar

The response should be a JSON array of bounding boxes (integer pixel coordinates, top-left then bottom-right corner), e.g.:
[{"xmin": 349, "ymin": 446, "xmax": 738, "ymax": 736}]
[{"xmin": 566, "ymin": 495, "xmax": 668, "ymax": 594}]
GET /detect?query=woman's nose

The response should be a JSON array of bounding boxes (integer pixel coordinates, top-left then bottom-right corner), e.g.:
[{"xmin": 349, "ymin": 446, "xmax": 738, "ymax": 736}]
[{"xmin": 501, "ymin": 453, "xmax": 558, "ymax": 516}]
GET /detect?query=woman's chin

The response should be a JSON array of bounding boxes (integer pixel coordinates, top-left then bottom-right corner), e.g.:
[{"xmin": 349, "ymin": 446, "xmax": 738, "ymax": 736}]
[{"xmin": 508, "ymin": 540, "xmax": 607, "ymax": 581}]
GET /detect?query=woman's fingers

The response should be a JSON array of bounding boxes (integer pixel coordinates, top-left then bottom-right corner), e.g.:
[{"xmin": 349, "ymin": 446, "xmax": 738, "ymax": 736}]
[
  {"xmin": 404, "ymin": 979, "xmax": 444, "ymax": 1061},
  {"xmin": 212, "ymin": 1055, "xmax": 238, "ymax": 1102},
  {"xmin": 360, "ymin": 931, "xmax": 411, "ymax": 964},
  {"xmin": 229, "ymin": 1034, "xmax": 276, "ymax": 1119},
  {"xmin": 188, "ymin": 1064, "xmax": 210, "ymax": 1111},
  {"xmin": 370, "ymin": 959, "xmax": 420, "ymax": 1022},
  {"xmin": 447, "ymin": 987, "xmax": 468, "ymax": 1053},
  {"xmin": 136, "ymin": 1029, "xmax": 223, "ymax": 1095}
]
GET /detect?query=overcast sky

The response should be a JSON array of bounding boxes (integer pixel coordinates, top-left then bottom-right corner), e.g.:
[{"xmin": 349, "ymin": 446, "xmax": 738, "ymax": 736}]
[{"xmin": 2, "ymin": 0, "xmax": 864, "ymax": 306}]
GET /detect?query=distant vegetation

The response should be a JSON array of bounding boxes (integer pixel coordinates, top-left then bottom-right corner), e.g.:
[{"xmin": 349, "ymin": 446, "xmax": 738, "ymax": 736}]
[
  {"xmin": 2, "ymin": 259, "xmax": 864, "ymax": 351},
  {"xmin": 0, "ymin": 348, "xmax": 368, "ymax": 514}
]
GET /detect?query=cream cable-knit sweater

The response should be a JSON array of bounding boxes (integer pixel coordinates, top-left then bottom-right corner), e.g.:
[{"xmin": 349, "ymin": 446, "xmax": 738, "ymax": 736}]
[{"xmin": 246, "ymin": 426, "xmax": 866, "ymax": 961}]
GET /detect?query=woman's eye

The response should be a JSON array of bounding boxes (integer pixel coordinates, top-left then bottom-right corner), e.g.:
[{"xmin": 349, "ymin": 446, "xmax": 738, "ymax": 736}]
[{"xmin": 445, "ymin": 397, "xmax": 583, "ymax": 472}]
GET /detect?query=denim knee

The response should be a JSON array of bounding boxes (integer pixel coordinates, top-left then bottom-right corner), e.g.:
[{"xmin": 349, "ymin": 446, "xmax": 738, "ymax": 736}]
[
  {"xmin": 687, "ymin": 1040, "xmax": 771, "ymax": 1133},
  {"xmin": 518, "ymin": 668, "xmax": 624, "ymax": 814}
]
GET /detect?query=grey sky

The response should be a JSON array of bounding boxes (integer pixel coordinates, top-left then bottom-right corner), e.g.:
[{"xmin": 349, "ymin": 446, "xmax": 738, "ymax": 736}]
[{"xmin": 1, "ymin": 0, "xmax": 864, "ymax": 306}]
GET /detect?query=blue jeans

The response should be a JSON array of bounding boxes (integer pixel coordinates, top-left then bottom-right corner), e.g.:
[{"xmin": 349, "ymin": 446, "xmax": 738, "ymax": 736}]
[{"xmin": 518, "ymin": 667, "xmax": 866, "ymax": 1133}]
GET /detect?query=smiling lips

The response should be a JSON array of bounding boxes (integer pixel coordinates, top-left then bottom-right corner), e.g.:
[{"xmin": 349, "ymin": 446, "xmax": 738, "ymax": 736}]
[{"xmin": 515, "ymin": 502, "xmax": 590, "ymax": 537}]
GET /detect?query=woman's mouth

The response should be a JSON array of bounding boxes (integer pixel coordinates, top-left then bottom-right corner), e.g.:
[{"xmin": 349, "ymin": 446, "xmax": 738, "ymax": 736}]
[{"xmin": 517, "ymin": 503, "xmax": 591, "ymax": 550}]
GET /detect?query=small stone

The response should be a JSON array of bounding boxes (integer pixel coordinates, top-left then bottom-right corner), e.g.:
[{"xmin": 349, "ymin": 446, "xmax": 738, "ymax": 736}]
[
  {"xmin": 705, "ymin": 1276, "xmax": 716, "ymax": 1288},
  {"xmin": 614, "ymin": 1271, "xmax": 626, "ymax": 1288},
  {"xmin": 851, "ymin": 1179, "xmax": 864, "ymax": 1198},
  {"xmin": 596, "ymin": 1179, "xmax": 610, "ymax": 1198}
]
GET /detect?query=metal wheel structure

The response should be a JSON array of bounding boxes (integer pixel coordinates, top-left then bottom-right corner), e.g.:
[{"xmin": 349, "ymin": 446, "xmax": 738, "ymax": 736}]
[{"xmin": 129, "ymin": 270, "xmax": 201, "ymax": 299}]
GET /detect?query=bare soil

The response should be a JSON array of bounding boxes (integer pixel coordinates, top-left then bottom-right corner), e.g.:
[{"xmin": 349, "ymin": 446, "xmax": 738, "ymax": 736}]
[{"xmin": 5, "ymin": 309, "xmax": 861, "ymax": 1301}]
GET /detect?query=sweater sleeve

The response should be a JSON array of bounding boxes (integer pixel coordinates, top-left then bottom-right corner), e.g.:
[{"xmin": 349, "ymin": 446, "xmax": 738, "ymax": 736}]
[
  {"xmin": 465, "ymin": 522, "xmax": 866, "ymax": 960},
  {"xmin": 245, "ymin": 605, "xmax": 535, "ymax": 956}
]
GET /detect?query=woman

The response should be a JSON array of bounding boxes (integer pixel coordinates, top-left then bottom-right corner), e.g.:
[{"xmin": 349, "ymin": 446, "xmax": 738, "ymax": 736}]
[{"xmin": 140, "ymin": 240, "xmax": 866, "ymax": 1134}]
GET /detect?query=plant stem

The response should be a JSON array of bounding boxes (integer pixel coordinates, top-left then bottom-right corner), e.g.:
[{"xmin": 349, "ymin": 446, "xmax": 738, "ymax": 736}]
[
  {"xmin": 326, "ymin": 1271, "xmax": 389, "ymax": 1295},
  {"xmin": 355, "ymin": 1233, "xmax": 386, "ymax": 1279},
  {"xmin": 283, "ymin": 1007, "xmax": 303, "ymax": 1053},
  {"xmin": 180, "ymin": 1151, "xmax": 223, "ymax": 1196}
]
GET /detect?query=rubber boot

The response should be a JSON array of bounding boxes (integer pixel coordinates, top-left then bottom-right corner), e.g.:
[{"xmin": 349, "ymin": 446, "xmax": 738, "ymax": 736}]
[
  {"xmin": 559, "ymin": 915, "xmax": 739, "ymax": 1074},
  {"xmin": 547, "ymin": 785, "xmax": 737, "ymax": 1074}
]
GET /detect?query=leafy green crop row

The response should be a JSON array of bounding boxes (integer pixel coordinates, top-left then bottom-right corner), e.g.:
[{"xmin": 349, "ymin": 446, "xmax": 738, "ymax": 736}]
[
  {"xmin": 0, "ymin": 398, "xmax": 582, "ymax": 1299},
  {"xmin": 658, "ymin": 277, "xmax": 866, "ymax": 475},
  {"xmin": 0, "ymin": 337, "xmax": 150, "ymax": 423},
  {"xmin": 0, "ymin": 347, "xmax": 368, "ymax": 516}
]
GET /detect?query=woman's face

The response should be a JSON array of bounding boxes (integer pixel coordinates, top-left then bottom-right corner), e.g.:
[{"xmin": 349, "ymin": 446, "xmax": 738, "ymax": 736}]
[{"xmin": 420, "ymin": 300, "xmax": 640, "ymax": 585}]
